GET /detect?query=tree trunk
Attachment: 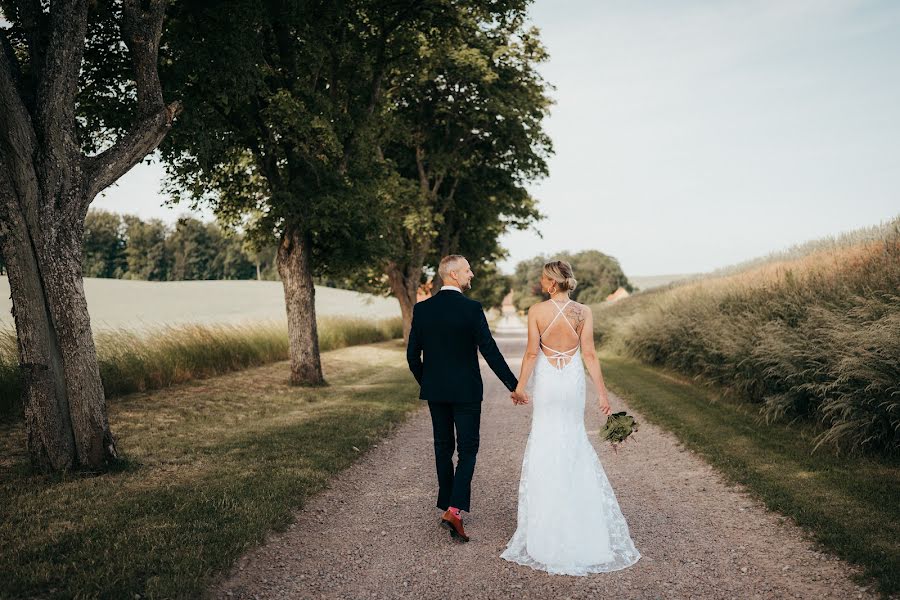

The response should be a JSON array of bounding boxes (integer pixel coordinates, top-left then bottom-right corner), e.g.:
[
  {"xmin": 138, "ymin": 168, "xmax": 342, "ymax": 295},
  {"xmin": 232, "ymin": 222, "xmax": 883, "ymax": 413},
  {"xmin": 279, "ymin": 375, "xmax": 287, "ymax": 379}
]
[
  {"xmin": 386, "ymin": 261, "xmax": 420, "ymax": 343},
  {"xmin": 0, "ymin": 197, "xmax": 117, "ymax": 472},
  {"xmin": 277, "ymin": 226, "xmax": 325, "ymax": 385},
  {"xmin": 0, "ymin": 0, "xmax": 179, "ymax": 473}
]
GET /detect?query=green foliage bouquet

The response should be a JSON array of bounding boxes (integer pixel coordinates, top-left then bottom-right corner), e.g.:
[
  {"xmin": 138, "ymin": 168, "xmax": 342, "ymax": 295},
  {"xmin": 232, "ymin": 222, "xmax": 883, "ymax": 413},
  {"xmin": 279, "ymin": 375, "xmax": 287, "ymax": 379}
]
[{"xmin": 599, "ymin": 411, "xmax": 639, "ymax": 453}]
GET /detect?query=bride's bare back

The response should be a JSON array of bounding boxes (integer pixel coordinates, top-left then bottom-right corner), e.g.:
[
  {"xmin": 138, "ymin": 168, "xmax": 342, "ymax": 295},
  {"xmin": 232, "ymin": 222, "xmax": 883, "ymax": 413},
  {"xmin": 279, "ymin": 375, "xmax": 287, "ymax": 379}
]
[
  {"xmin": 534, "ymin": 298, "xmax": 588, "ymax": 368},
  {"xmin": 514, "ymin": 284, "xmax": 611, "ymax": 417}
]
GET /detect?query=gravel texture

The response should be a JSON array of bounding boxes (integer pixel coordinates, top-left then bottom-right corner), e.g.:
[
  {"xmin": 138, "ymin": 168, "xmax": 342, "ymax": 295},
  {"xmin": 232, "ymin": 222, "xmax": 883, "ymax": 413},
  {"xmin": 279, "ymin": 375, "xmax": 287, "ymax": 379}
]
[{"xmin": 210, "ymin": 323, "xmax": 875, "ymax": 600}]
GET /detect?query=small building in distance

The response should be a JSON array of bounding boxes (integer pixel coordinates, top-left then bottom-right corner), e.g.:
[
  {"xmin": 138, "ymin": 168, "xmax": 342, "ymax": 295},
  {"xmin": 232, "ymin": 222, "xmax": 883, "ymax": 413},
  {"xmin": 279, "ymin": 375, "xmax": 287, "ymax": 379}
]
[{"xmin": 605, "ymin": 286, "xmax": 630, "ymax": 303}]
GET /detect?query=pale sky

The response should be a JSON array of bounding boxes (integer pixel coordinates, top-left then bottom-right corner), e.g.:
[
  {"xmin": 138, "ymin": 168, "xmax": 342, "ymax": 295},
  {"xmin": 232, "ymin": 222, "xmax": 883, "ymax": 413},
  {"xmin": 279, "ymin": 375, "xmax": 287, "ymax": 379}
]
[{"xmin": 93, "ymin": 0, "xmax": 900, "ymax": 277}]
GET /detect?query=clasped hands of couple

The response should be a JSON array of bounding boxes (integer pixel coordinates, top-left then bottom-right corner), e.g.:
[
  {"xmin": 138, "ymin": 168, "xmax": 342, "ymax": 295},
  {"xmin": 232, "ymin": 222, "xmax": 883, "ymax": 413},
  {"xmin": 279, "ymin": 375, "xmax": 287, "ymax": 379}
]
[
  {"xmin": 510, "ymin": 388, "xmax": 614, "ymax": 416},
  {"xmin": 510, "ymin": 389, "xmax": 529, "ymax": 405}
]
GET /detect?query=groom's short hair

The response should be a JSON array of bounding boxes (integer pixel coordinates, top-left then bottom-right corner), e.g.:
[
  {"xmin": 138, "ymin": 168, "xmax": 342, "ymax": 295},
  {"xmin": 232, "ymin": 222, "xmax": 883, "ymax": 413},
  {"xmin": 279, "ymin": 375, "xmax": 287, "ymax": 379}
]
[{"xmin": 438, "ymin": 254, "xmax": 467, "ymax": 280}]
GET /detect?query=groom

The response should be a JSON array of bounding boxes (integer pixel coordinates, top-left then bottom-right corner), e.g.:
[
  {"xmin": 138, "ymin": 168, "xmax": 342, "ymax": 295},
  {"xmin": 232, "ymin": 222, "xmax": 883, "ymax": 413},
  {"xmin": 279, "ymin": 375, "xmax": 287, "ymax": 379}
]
[{"xmin": 407, "ymin": 254, "xmax": 527, "ymax": 542}]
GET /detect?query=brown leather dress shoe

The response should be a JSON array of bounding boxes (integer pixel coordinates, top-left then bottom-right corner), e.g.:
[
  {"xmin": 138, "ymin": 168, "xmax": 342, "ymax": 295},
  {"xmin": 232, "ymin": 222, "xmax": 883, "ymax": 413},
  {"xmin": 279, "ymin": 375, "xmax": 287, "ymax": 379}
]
[{"xmin": 440, "ymin": 509, "xmax": 470, "ymax": 542}]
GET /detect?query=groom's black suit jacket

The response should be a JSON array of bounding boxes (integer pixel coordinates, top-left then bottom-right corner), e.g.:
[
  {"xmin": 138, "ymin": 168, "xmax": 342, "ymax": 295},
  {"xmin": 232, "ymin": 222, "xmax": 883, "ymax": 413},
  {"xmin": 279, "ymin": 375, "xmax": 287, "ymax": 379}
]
[{"xmin": 407, "ymin": 289, "xmax": 518, "ymax": 403}]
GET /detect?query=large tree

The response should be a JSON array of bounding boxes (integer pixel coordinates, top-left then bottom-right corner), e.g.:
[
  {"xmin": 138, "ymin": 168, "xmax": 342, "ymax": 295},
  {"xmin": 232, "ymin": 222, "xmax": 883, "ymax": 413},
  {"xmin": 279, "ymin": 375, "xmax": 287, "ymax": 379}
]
[
  {"xmin": 0, "ymin": 1, "xmax": 180, "ymax": 472},
  {"xmin": 377, "ymin": 5, "xmax": 552, "ymax": 339},
  {"xmin": 159, "ymin": 0, "xmax": 460, "ymax": 385}
]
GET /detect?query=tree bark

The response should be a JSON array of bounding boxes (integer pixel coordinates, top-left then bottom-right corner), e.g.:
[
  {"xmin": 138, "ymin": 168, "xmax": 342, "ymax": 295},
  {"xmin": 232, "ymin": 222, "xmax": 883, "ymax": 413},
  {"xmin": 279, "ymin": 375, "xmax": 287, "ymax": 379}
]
[
  {"xmin": 386, "ymin": 260, "xmax": 421, "ymax": 343},
  {"xmin": 277, "ymin": 226, "xmax": 325, "ymax": 386},
  {"xmin": 0, "ymin": 0, "xmax": 178, "ymax": 472},
  {"xmin": 0, "ymin": 181, "xmax": 118, "ymax": 472}
]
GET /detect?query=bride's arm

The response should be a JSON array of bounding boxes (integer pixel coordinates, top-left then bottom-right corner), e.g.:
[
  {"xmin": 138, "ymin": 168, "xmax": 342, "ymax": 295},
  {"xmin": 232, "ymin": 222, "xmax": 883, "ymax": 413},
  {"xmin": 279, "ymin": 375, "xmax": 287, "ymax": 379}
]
[
  {"xmin": 515, "ymin": 307, "xmax": 541, "ymax": 398},
  {"xmin": 580, "ymin": 308, "xmax": 612, "ymax": 416}
]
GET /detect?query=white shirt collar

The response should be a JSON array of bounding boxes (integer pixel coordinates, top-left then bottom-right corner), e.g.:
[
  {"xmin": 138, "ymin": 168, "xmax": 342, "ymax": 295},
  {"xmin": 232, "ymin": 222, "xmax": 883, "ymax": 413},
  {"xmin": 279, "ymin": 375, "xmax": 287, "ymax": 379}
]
[{"xmin": 440, "ymin": 285, "xmax": 463, "ymax": 293}]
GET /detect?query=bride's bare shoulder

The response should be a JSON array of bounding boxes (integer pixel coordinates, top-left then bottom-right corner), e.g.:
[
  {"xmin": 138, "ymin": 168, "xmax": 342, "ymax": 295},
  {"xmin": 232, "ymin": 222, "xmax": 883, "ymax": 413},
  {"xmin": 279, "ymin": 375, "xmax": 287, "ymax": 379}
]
[
  {"xmin": 571, "ymin": 300, "xmax": 591, "ymax": 313},
  {"xmin": 527, "ymin": 300, "xmax": 551, "ymax": 314},
  {"xmin": 564, "ymin": 301, "xmax": 589, "ymax": 328}
]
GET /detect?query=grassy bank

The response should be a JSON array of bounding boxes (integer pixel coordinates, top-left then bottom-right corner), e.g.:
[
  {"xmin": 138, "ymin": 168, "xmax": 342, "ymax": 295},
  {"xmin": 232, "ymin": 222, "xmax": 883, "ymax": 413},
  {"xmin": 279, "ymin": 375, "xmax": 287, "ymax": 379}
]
[
  {"xmin": 0, "ymin": 340, "xmax": 419, "ymax": 599},
  {"xmin": 599, "ymin": 352, "xmax": 900, "ymax": 597},
  {"xmin": 592, "ymin": 216, "xmax": 900, "ymax": 455},
  {"xmin": 0, "ymin": 316, "xmax": 403, "ymax": 418}
]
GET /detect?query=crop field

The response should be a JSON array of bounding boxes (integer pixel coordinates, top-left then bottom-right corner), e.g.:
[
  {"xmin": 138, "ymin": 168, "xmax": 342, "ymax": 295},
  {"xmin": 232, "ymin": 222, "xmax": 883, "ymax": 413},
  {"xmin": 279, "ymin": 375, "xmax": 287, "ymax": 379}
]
[{"xmin": 0, "ymin": 277, "xmax": 400, "ymax": 332}]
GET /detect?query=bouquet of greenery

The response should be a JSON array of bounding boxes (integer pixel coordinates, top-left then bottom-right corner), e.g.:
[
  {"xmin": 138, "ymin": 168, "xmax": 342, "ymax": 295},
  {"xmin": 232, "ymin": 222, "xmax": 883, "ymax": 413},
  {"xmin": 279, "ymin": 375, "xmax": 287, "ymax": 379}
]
[{"xmin": 599, "ymin": 411, "xmax": 639, "ymax": 453}]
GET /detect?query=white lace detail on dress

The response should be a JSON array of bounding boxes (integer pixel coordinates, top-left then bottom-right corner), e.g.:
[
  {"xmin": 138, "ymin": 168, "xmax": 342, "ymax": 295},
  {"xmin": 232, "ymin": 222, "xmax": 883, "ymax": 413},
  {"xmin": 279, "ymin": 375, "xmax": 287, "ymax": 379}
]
[{"xmin": 500, "ymin": 345, "xmax": 642, "ymax": 576}]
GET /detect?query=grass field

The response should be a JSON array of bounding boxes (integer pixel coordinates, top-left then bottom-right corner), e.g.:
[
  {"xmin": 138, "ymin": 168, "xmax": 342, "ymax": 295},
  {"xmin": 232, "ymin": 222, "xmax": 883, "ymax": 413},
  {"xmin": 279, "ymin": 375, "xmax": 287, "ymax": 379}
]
[
  {"xmin": 0, "ymin": 340, "xmax": 419, "ymax": 599},
  {"xmin": 599, "ymin": 351, "xmax": 900, "ymax": 598},
  {"xmin": 0, "ymin": 276, "xmax": 401, "ymax": 332}
]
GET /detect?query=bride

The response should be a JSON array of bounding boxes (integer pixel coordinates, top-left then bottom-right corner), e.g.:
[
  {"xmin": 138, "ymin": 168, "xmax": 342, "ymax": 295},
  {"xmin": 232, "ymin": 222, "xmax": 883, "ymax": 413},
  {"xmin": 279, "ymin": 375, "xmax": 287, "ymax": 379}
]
[{"xmin": 500, "ymin": 259, "xmax": 641, "ymax": 575}]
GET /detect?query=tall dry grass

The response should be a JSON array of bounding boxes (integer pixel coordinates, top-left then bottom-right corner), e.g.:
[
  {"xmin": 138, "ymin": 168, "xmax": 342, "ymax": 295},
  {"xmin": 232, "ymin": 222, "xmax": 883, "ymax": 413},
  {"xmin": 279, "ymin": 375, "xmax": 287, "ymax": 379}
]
[
  {"xmin": 0, "ymin": 316, "xmax": 403, "ymax": 419},
  {"xmin": 593, "ymin": 216, "xmax": 900, "ymax": 455}
]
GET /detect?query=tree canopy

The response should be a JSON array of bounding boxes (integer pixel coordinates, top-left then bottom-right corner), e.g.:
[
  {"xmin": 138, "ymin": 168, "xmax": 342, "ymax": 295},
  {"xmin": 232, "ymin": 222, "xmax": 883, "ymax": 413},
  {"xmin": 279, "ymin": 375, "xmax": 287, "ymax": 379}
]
[
  {"xmin": 359, "ymin": 3, "xmax": 553, "ymax": 332},
  {"xmin": 513, "ymin": 250, "xmax": 634, "ymax": 310}
]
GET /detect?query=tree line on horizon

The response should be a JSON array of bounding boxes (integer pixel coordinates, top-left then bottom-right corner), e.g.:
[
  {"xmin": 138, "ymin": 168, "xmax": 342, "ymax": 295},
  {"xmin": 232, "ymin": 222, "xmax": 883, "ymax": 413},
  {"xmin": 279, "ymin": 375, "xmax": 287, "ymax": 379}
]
[
  {"xmin": 88, "ymin": 213, "xmax": 274, "ymax": 282},
  {"xmin": 0, "ymin": 210, "xmax": 635, "ymax": 312},
  {"xmin": 0, "ymin": 210, "xmax": 278, "ymax": 282},
  {"xmin": 0, "ymin": 1, "xmax": 553, "ymax": 472},
  {"xmin": 0, "ymin": 215, "xmax": 637, "ymax": 315},
  {"xmin": 0, "ymin": 207, "xmax": 516, "ymax": 308}
]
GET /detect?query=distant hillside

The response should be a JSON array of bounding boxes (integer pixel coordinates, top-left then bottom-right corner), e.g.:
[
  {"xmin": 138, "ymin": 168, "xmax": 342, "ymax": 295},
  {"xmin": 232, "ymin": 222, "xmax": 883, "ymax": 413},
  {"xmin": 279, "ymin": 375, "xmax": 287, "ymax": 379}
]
[
  {"xmin": 705, "ymin": 217, "xmax": 899, "ymax": 278},
  {"xmin": 0, "ymin": 277, "xmax": 400, "ymax": 332},
  {"xmin": 627, "ymin": 217, "xmax": 900, "ymax": 291},
  {"xmin": 628, "ymin": 273, "xmax": 700, "ymax": 291}
]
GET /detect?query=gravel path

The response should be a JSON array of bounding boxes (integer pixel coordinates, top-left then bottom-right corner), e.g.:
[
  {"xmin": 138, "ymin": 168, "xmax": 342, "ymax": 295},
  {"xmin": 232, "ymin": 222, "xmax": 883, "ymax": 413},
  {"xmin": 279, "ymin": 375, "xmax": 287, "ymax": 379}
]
[{"xmin": 210, "ymin": 317, "xmax": 875, "ymax": 600}]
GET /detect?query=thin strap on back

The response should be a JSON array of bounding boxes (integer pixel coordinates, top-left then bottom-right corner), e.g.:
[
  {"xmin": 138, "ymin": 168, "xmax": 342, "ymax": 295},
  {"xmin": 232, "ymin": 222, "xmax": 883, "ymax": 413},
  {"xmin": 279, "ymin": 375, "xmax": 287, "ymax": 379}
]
[
  {"xmin": 540, "ymin": 299, "xmax": 579, "ymax": 339},
  {"xmin": 539, "ymin": 299, "xmax": 581, "ymax": 369}
]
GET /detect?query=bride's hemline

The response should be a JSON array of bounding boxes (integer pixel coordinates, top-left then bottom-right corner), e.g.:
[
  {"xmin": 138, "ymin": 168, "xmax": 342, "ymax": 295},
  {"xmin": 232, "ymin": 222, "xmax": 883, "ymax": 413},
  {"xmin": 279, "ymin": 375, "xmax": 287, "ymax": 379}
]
[{"xmin": 499, "ymin": 550, "xmax": 641, "ymax": 577}]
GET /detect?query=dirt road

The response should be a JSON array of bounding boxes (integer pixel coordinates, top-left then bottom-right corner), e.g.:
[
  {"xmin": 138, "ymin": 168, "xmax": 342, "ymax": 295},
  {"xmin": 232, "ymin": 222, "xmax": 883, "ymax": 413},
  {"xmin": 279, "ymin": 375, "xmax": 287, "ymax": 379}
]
[{"xmin": 211, "ymin": 315, "xmax": 874, "ymax": 600}]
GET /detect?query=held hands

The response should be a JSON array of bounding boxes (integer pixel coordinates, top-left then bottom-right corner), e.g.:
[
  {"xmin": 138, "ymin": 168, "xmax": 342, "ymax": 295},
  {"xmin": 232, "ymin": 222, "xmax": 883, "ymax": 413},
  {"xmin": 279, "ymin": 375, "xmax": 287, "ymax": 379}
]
[{"xmin": 510, "ymin": 389, "xmax": 529, "ymax": 405}]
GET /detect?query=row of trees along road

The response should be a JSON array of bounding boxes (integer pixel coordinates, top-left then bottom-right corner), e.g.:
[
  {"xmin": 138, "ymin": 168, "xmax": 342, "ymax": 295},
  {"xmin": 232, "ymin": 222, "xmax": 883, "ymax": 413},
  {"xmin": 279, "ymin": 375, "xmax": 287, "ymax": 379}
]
[{"xmin": 0, "ymin": 0, "xmax": 552, "ymax": 473}]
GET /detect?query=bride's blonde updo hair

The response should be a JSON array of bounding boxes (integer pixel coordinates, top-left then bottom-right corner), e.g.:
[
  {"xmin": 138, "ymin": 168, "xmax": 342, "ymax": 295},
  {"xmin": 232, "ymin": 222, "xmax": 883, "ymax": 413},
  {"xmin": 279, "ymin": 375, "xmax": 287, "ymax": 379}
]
[{"xmin": 543, "ymin": 259, "xmax": 577, "ymax": 293}]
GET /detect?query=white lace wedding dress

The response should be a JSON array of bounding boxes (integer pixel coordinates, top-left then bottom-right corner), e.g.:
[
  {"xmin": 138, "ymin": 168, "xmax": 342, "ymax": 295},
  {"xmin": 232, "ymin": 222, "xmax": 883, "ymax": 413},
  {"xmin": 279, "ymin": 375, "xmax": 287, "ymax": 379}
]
[{"xmin": 500, "ymin": 299, "xmax": 641, "ymax": 576}]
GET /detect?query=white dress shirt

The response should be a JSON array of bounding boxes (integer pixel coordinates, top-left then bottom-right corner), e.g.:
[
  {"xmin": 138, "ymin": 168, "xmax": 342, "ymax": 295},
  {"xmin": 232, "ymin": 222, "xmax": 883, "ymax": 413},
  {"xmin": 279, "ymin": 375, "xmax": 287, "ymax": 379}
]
[{"xmin": 440, "ymin": 285, "xmax": 463, "ymax": 293}]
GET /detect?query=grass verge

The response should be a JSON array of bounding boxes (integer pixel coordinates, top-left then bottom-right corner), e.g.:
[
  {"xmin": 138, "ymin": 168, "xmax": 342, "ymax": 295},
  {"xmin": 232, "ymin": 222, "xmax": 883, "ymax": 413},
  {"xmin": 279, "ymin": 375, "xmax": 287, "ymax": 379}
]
[
  {"xmin": 0, "ymin": 316, "xmax": 403, "ymax": 418},
  {"xmin": 0, "ymin": 339, "xmax": 419, "ymax": 599},
  {"xmin": 591, "ymin": 218, "xmax": 900, "ymax": 455},
  {"xmin": 599, "ymin": 351, "xmax": 900, "ymax": 598}
]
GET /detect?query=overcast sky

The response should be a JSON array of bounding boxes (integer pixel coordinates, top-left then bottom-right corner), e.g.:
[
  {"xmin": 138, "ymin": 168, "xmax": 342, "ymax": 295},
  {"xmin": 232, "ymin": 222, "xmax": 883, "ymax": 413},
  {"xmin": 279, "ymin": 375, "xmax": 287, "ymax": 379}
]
[{"xmin": 93, "ymin": 0, "xmax": 900, "ymax": 277}]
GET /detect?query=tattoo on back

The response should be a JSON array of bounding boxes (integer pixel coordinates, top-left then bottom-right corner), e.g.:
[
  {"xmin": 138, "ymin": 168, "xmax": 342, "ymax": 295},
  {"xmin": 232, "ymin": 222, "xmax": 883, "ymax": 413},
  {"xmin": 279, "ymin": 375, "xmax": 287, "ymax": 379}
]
[{"xmin": 564, "ymin": 304, "xmax": 585, "ymax": 330}]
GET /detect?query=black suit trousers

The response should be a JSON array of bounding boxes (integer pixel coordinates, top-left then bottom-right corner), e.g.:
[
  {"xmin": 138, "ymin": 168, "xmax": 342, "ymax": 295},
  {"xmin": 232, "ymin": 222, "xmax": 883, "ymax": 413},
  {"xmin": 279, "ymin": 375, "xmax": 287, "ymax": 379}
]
[{"xmin": 427, "ymin": 400, "xmax": 481, "ymax": 513}]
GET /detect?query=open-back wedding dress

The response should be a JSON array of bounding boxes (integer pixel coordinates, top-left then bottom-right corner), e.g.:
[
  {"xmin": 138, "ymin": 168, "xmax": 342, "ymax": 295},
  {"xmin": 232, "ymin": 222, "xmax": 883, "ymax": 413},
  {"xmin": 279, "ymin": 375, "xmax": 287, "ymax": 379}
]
[{"xmin": 500, "ymin": 299, "xmax": 641, "ymax": 575}]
